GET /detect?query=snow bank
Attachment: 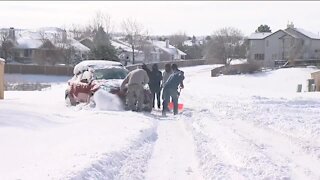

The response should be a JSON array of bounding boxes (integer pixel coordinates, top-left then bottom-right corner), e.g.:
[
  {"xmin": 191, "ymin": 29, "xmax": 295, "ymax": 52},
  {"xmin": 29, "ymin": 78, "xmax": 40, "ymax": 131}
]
[
  {"xmin": 178, "ymin": 65, "xmax": 320, "ymax": 179},
  {"xmin": 0, "ymin": 83, "xmax": 157, "ymax": 180},
  {"xmin": 93, "ymin": 89, "xmax": 124, "ymax": 111}
]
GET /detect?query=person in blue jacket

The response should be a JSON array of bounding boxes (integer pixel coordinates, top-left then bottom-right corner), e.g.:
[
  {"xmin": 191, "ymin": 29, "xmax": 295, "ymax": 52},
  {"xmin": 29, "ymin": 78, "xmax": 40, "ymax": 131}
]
[{"xmin": 162, "ymin": 63, "xmax": 184, "ymax": 116}]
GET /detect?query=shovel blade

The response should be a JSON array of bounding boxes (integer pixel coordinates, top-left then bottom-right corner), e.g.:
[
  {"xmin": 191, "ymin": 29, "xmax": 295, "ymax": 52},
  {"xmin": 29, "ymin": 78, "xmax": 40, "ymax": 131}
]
[{"xmin": 168, "ymin": 102, "xmax": 184, "ymax": 111}]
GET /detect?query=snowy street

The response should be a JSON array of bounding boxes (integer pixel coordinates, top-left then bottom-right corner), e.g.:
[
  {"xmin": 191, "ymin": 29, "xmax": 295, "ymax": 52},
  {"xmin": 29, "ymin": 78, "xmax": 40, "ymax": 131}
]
[{"xmin": 1, "ymin": 65, "xmax": 320, "ymax": 179}]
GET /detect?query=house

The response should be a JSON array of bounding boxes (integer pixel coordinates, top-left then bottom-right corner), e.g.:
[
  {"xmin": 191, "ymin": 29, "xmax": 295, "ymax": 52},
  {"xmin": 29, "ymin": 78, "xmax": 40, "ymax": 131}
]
[
  {"xmin": 80, "ymin": 35, "xmax": 187, "ymax": 64},
  {"xmin": 79, "ymin": 36, "xmax": 144, "ymax": 65},
  {"xmin": 183, "ymin": 37, "xmax": 205, "ymax": 47},
  {"xmin": 110, "ymin": 39, "xmax": 144, "ymax": 65},
  {"xmin": 247, "ymin": 23, "xmax": 320, "ymax": 67},
  {"xmin": 0, "ymin": 27, "xmax": 90, "ymax": 65},
  {"xmin": 149, "ymin": 39, "xmax": 186, "ymax": 61}
]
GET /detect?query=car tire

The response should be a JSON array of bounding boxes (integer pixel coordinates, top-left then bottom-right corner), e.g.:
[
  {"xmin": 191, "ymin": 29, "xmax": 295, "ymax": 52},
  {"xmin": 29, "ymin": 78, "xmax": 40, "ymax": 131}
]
[{"xmin": 65, "ymin": 91, "xmax": 77, "ymax": 106}]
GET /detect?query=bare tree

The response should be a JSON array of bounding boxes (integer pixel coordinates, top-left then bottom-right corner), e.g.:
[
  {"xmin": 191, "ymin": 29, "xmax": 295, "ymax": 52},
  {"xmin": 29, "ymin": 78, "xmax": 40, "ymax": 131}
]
[
  {"xmin": 38, "ymin": 30, "xmax": 48, "ymax": 43},
  {"xmin": 91, "ymin": 11, "xmax": 113, "ymax": 34},
  {"xmin": 69, "ymin": 24, "xmax": 84, "ymax": 40},
  {"xmin": 121, "ymin": 18, "xmax": 146, "ymax": 64},
  {"xmin": 204, "ymin": 27, "xmax": 244, "ymax": 65},
  {"xmin": 0, "ymin": 30, "xmax": 14, "ymax": 60},
  {"xmin": 168, "ymin": 32, "xmax": 188, "ymax": 49}
]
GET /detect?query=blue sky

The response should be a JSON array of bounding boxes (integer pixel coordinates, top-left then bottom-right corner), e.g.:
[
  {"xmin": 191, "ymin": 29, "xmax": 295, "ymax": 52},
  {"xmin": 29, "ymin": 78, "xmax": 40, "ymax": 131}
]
[{"xmin": 1, "ymin": 1, "xmax": 320, "ymax": 36}]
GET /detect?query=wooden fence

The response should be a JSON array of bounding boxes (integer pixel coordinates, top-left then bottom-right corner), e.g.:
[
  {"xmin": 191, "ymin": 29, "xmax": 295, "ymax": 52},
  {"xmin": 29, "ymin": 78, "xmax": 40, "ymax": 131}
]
[
  {"xmin": 4, "ymin": 59, "xmax": 206, "ymax": 76},
  {"xmin": 126, "ymin": 59, "xmax": 206, "ymax": 71},
  {"xmin": 5, "ymin": 64, "xmax": 74, "ymax": 76}
]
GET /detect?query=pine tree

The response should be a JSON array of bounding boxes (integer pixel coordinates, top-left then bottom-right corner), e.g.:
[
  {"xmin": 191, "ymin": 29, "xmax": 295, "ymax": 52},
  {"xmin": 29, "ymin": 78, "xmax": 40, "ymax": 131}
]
[
  {"xmin": 92, "ymin": 26, "xmax": 118, "ymax": 61},
  {"xmin": 255, "ymin": 25, "xmax": 272, "ymax": 33}
]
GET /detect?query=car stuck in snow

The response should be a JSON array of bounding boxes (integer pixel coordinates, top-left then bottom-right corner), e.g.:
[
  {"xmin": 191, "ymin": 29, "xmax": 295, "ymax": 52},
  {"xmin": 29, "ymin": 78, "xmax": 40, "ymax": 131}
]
[{"xmin": 65, "ymin": 60, "xmax": 153, "ymax": 111}]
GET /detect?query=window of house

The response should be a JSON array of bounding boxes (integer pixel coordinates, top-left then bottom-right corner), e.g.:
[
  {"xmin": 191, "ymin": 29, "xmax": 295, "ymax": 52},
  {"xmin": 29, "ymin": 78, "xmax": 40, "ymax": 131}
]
[
  {"xmin": 24, "ymin": 49, "xmax": 32, "ymax": 57},
  {"xmin": 254, "ymin": 54, "xmax": 264, "ymax": 60}
]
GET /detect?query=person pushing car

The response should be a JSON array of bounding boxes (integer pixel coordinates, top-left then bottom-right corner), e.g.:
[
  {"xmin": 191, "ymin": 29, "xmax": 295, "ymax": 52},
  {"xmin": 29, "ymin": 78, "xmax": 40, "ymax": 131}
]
[{"xmin": 120, "ymin": 65, "xmax": 149, "ymax": 112}]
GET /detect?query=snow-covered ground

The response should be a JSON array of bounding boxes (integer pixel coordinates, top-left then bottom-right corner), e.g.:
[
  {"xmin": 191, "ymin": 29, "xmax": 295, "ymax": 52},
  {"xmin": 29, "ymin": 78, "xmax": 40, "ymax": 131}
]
[{"xmin": 1, "ymin": 65, "xmax": 320, "ymax": 179}]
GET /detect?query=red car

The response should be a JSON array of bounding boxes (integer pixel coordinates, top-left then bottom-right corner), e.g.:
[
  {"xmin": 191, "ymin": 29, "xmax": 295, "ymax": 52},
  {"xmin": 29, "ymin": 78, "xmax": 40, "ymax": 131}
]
[{"xmin": 65, "ymin": 60, "xmax": 152, "ymax": 111}]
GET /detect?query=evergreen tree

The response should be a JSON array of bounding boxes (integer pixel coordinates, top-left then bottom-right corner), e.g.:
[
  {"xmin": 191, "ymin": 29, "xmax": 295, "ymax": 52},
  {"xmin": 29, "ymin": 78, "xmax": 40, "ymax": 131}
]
[
  {"xmin": 255, "ymin": 25, "xmax": 272, "ymax": 33},
  {"xmin": 92, "ymin": 26, "xmax": 118, "ymax": 61}
]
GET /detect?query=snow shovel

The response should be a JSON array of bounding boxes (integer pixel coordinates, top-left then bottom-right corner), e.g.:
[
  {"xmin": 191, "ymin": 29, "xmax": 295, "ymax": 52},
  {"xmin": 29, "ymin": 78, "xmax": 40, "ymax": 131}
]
[{"xmin": 168, "ymin": 88, "xmax": 184, "ymax": 111}]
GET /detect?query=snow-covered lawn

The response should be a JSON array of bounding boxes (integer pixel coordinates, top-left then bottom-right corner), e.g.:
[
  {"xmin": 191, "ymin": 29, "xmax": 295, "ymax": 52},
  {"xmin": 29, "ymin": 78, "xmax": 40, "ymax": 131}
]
[{"xmin": 1, "ymin": 65, "xmax": 320, "ymax": 179}]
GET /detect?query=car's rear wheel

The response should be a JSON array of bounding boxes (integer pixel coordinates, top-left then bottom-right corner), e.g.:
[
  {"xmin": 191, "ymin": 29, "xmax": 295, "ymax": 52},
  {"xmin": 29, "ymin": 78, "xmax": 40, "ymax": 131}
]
[{"xmin": 65, "ymin": 90, "xmax": 77, "ymax": 106}]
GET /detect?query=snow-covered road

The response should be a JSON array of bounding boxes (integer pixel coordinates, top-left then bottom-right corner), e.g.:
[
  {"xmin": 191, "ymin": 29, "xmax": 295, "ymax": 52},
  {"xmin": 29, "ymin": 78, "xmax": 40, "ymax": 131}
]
[
  {"xmin": 145, "ymin": 115, "xmax": 203, "ymax": 180},
  {"xmin": 1, "ymin": 65, "xmax": 320, "ymax": 179}
]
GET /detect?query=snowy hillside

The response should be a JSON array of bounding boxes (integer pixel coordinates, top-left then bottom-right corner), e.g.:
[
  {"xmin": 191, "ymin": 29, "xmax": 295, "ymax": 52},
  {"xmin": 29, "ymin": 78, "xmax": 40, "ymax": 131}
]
[{"xmin": 1, "ymin": 65, "xmax": 320, "ymax": 179}]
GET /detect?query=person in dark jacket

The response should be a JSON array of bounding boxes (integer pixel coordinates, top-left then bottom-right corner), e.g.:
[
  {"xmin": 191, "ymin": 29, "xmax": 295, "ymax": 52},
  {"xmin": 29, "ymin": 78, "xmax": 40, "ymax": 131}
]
[
  {"xmin": 149, "ymin": 64, "xmax": 163, "ymax": 109},
  {"xmin": 162, "ymin": 63, "xmax": 184, "ymax": 115}
]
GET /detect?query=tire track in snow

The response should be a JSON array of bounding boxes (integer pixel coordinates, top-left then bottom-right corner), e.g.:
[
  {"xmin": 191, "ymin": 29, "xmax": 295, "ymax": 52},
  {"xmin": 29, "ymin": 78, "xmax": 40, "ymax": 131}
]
[
  {"xmin": 218, "ymin": 116, "xmax": 320, "ymax": 179},
  {"xmin": 144, "ymin": 111, "xmax": 204, "ymax": 180},
  {"xmin": 182, "ymin": 109, "xmax": 290, "ymax": 180},
  {"xmin": 186, "ymin": 106, "xmax": 320, "ymax": 179},
  {"xmin": 67, "ymin": 123, "xmax": 158, "ymax": 180}
]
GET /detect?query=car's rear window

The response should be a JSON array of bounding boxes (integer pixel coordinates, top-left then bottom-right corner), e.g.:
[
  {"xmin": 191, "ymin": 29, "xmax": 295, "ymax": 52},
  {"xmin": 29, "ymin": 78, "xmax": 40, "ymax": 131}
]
[{"xmin": 94, "ymin": 68, "xmax": 128, "ymax": 80}]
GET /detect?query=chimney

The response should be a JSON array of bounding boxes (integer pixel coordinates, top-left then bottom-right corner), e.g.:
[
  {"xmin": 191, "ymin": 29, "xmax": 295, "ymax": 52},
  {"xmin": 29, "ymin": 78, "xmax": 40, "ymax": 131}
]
[
  {"xmin": 8, "ymin": 27, "xmax": 15, "ymax": 41},
  {"xmin": 165, "ymin": 39, "xmax": 169, "ymax": 48},
  {"xmin": 287, "ymin": 22, "xmax": 294, "ymax": 29}
]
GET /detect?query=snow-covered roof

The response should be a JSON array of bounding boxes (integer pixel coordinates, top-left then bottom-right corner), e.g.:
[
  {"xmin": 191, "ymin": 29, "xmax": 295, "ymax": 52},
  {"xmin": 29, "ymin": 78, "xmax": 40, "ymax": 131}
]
[
  {"xmin": 249, "ymin": 28, "xmax": 320, "ymax": 40},
  {"xmin": 10, "ymin": 27, "xmax": 90, "ymax": 52},
  {"xmin": 151, "ymin": 40, "xmax": 187, "ymax": 56},
  {"xmin": 294, "ymin": 28, "xmax": 320, "ymax": 40},
  {"xmin": 111, "ymin": 39, "xmax": 144, "ymax": 54},
  {"xmin": 16, "ymin": 38, "xmax": 43, "ymax": 49},
  {"xmin": 73, "ymin": 60, "xmax": 124, "ymax": 75},
  {"xmin": 36, "ymin": 27, "xmax": 65, "ymax": 33},
  {"xmin": 111, "ymin": 40, "xmax": 133, "ymax": 52},
  {"xmin": 281, "ymin": 30, "xmax": 299, "ymax": 38},
  {"xmin": 183, "ymin": 39, "xmax": 203, "ymax": 46},
  {"xmin": 69, "ymin": 39, "xmax": 90, "ymax": 52},
  {"xmin": 248, "ymin": 32, "xmax": 273, "ymax": 40},
  {"xmin": 183, "ymin": 40, "xmax": 193, "ymax": 46}
]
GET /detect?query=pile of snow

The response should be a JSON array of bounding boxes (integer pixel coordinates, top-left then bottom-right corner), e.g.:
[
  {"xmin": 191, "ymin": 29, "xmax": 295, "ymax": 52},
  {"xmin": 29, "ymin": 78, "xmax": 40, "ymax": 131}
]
[
  {"xmin": 93, "ymin": 89, "xmax": 124, "ymax": 111},
  {"xmin": 0, "ymin": 84, "xmax": 157, "ymax": 180},
  {"xmin": 73, "ymin": 60, "xmax": 124, "ymax": 75},
  {"xmin": 229, "ymin": 58, "xmax": 247, "ymax": 65}
]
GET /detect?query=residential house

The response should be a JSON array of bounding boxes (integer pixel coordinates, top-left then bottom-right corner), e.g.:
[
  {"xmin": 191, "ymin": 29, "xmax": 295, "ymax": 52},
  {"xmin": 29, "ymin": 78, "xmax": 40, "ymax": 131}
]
[
  {"xmin": 150, "ymin": 39, "xmax": 186, "ymax": 61},
  {"xmin": 113, "ymin": 36, "xmax": 187, "ymax": 63},
  {"xmin": 0, "ymin": 27, "xmax": 90, "ymax": 65},
  {"xmin": 80, "ymin": 36, "xmax": 187, "ymax": 64},
  {"xmin": 183, "ymin": 37, "xmax": 205, "ymax": 47},
  {"xmin": 79, "ymin": 36, "xmax": 144, "ymax": 65},
  {"xmin": 111, "ymin": 39, "xmax": 144, "ymax": 65},
  {"xmin": 248, "ymin": 23, "xmax": 320, "ymax": 67}
]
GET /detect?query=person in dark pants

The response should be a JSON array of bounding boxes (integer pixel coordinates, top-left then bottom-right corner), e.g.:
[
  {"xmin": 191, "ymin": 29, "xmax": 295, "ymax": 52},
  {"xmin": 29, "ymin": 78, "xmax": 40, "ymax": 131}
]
[
  {"xmin": 162, "ymin": 64, "xmax": 184, "ymax": 116},
  {"xmin": 162, "ymin": 63, "xmax": 172, "ymax": 111},
  {"xmin": 149, "ymin": 64, "xmax": 163, "ymax": 109}
]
